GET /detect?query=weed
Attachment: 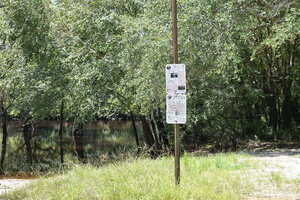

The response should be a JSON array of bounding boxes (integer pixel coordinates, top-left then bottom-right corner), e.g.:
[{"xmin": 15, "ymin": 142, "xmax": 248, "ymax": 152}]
[{"xmin": 270, "ymin": 172, "xmax": 286, "ymax": 187}]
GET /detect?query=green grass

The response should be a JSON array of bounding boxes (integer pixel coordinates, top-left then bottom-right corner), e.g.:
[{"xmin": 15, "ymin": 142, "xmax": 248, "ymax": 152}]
[
  {"xmin": 269, "ymin": 171, "xmax": 300, "ymax": 192},
  {"xmin": 291, "ymin": 178, "xmax": 300, "ymax": 193},
  {"xmin": 270, "ymin": 171, "xmax": 286, "ymax": 187},
  {"xmin": 1, "ymin": 154, "xmax": 253, "ymax": 200}
]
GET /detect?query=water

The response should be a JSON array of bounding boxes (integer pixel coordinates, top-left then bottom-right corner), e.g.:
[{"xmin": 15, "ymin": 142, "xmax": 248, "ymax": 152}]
[{"xmin": 0, "ymin": 120, "xmax": 143, "ymax": 163}]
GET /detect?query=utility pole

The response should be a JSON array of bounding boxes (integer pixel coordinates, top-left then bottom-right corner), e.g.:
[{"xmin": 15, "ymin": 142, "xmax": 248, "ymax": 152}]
[{"xmin": 171, "ymin": 0, "xmax": 180, "ymax": 185}]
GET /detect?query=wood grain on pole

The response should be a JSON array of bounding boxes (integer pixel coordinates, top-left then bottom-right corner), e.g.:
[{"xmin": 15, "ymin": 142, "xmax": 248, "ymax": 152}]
[
  {"xmin": 172, "ymin": 0, "xmax": 178, "ymax": 64},
  {"xmin": 175, "ymin": 123, "xmax": 180, "ymax": 185},
  {"xmin": 172, "ymin": 0, "xmax": 180, "ymax": 185}
]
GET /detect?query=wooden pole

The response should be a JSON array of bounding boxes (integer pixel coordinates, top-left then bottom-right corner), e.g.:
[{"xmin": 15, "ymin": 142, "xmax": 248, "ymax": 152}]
[
  {"xmin": 172, "ymin": 0, "xmax": 180, "ymax": 185},
  {"xmin": 174, "ymin": 123, "xmax": 180, "ymax": 184},
  {"xmin": 172, "ymin": 0, "xmax": 178, "ymax": 64}
]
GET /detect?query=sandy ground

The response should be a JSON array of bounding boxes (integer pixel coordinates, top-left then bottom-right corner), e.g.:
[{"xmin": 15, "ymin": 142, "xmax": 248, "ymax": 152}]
[
  {"xmin": 245, "ymin": 149, "xmax": 300, "ymax": 200},
  {"xmin": 0, "ymin": 179, "xmax": 33, "ymax": 195}
]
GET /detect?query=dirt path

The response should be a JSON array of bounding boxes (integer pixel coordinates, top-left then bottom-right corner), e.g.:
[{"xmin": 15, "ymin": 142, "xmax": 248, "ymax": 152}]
[
  {"xmin": 245, "ymin": 149, "xmax": 300, "ymax": 200},
  {"xmin": 0, "ymin": 179, "xmax": 34, "ymax": 195}
]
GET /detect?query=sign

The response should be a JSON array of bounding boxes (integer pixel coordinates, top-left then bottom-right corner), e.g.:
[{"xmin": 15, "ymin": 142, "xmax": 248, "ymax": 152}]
[
  {"xmin": 166, "ymin": 64, "xmax": 186, "ymax": 95},
  {"xmin": 166, "ymin": 94, "xmax": 186, "ymax": 124},
  {"xmin": 166, "ymin": 64, "xmax": 187, "ymax": 124}
]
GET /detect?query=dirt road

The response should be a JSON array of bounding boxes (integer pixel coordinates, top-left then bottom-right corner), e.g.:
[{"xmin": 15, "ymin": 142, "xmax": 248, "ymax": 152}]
[{"xmin": 246, "ymin": 149, "xmax": 300, "ymax": 200}]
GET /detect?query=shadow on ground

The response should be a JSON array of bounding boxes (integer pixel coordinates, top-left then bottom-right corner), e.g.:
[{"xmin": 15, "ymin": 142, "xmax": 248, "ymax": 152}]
[{"xmin": 247, "ymin": 148, "xmax": 300, "ymax": 157}]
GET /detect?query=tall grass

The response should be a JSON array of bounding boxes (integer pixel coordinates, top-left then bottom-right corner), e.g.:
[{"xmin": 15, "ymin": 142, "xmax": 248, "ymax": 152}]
[{"xmin": 1, "ymin": 154, "xmax": 253, "ymax": 200}]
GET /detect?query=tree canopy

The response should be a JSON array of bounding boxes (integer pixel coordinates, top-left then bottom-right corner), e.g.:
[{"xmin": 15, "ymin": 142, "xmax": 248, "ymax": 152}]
[{"xmin": 0, "ymin": 0, "xmax": 299, "ymax": 166}]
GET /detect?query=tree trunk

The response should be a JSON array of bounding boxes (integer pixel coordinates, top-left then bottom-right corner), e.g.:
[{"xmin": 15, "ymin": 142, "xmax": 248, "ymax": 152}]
[
  {"xmin": 282, "ymin": 42, "xmax": 296, "ymax": 130},
  {"xmin": 73, "ymin": 124, "xmax": 85, "ymax": 161},
  {"xmin": 282, "ymin": 89, "xmax": 292, "ymax": 130},
  {"xmin": 292, "ymin": 97, "xmax": 300, "ymax": 124},
  {"xmin": 149, "ymin": 113, "xmax": 161, "ymax": 150},
  {"xmin": 130, "ymin": 111, "xmax": 140, "ymax": 147},
  {"xmin": 155, "ymin": 108, "xmax": 169, "ymax": 148},
  {"xmin": 23, "ymin": 123, "xmax": 33, "ymax": 165},
  {"xmin": 0, "ymin": 106, "xmax": 8, "ymax": 174},
  {"xmin": 142, "ymin": 116, "xmax": 160, "ymax": 158},
  {"xmin": 267, "ymin": 94, "xmax": 278, "ymax": 134},
  {"xmin": 141, "ymin": 117, "xmax": 155, "ymax": 147},
  {"xmin": 59, "ymin": 100, "xmax": 64, "ymax": 164}
]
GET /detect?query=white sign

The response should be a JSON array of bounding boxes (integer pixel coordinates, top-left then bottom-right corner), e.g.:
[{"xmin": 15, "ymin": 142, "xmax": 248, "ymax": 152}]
[
  {"xmin": 166, "ymin": 64, "xmax": 186, "ymax": 95},
  {"xmin": 166, "ymin": 94, "xmax": 186, "ymax": 124}
]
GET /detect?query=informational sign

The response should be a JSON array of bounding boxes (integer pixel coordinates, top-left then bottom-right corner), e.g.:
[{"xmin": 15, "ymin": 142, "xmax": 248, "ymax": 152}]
[
  {"xmin": 166, "ymin": 94, "xmax": 187, "ymax": 124},
  {"xmin": 166, "ymin": 64, "xmax": 187, "ymax": 124},
  {"xmin": 166, "ymin": 64, "xmax": 186, "ymax": 95}
]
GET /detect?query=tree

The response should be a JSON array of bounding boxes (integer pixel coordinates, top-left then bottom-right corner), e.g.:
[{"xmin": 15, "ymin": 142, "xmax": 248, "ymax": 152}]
[
  {"xmin": 2, "ymin": 0, "xmax": 69, "ymax": 165},
  {"xmin": 52, "ymin": 0, "xmax": 133, "ymax": 160}
]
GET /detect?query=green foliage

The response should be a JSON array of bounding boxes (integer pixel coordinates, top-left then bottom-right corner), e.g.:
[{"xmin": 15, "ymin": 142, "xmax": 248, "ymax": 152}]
[
  {"xmin": 0, "ymin": 0, "xmax": 300, "ymax": 174},
  {"xmin": 177, "ymin": 0, "xmax": 300, "ymax": 143}
]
